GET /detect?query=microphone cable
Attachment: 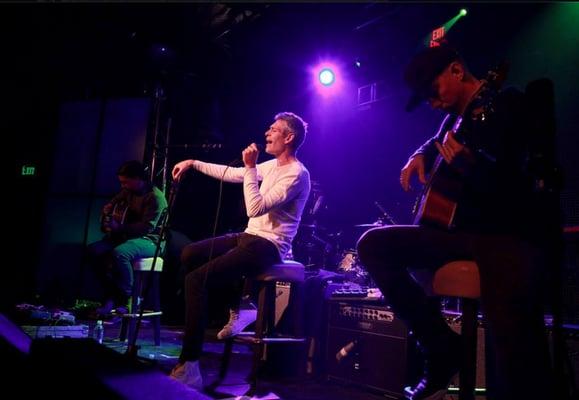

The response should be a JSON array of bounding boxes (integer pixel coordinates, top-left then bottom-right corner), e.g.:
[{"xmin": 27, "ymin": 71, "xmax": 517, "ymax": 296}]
[
  {"xmin": 206, "ymin": 144, "xmax": 261, "ymax": 263},
  {"xmin": 188, "ymin": 144, "xmax": 261, "ymax": 308},
  {"xmin": 201, "ymin": 157, "xmax": 244, "ymax": 293},
  {"xmin": 208, "ymin": 158, "xmax": 242, "ymax": 261}
]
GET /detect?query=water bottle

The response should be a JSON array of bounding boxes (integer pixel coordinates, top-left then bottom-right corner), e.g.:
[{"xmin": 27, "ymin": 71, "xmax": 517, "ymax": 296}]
[{"xmin": 93, "ymin": 320, "xmax": 104, "ymax": 344}]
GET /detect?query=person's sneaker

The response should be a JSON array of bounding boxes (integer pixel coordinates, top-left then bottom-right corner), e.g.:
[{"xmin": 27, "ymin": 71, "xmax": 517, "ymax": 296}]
[
  {"xmin": 169, "ymin": 360, "xmax": 203, "ymax": 390},
  {"xmin": 217, "ymin": 307, "xmax": 257, "ymax": 340}
]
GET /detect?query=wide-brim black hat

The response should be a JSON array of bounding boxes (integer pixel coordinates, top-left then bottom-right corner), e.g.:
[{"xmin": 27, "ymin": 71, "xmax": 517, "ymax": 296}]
[{"xmin": 404, "ymin": 45, "xmax": 460, "ymax": 111}]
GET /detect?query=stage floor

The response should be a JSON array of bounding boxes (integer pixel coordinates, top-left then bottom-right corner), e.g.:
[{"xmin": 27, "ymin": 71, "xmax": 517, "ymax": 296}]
[{"xmin": 93, "ymin": 319, "xmax": 400, "ymax": 400}]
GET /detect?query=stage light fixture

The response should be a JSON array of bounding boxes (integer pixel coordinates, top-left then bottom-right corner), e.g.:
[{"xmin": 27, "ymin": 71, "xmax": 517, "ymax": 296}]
[{"xmin": 318, "ymin": 68, "xmax": 336, "ymax": 86}]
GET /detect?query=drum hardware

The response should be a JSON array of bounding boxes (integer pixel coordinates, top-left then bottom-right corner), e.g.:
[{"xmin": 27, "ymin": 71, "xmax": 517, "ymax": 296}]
[
  {"xmin": 354, "ymin": 222, "xmax": 384, "ymax": 228},
  {"xmin": 337, "ymin": 249, "xmax": 373, "ymax": 287},
  {"xmin": 299, "ymin": 223, "xmax": 326, "ymax": 230},
  {"xmin": 352, "ymin": 202, "xmax": 397, "ymax": 228},
  {"xmin": 374, "ymin": 201, "xmax": 397, "ymax": 225},
  {"xmin": 293, "ymin": 222, "xmax": 336, "ymax": 269},
  {"xmin": 338, "ymin": 250, "xmax": 357, "ymax": 271}
]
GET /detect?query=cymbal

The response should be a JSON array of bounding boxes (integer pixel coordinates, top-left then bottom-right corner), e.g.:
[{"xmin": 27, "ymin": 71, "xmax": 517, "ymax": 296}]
[
  {"xmin": 354, "ymin": 222, "xmax": 383, "ymax": 227},
  {"xmin": 300, "ymin": 224, "xmax": 325, "ymax": 229}
]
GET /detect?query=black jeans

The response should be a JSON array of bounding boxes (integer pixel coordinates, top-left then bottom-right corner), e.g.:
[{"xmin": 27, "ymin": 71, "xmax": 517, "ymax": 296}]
[
  {"xmin": 179, "ymin": 232, "xmax": 281, "ymax": 362},
  {"xmin": 357, "ymin": 225, "xmax": 553, "ymax": 400}
]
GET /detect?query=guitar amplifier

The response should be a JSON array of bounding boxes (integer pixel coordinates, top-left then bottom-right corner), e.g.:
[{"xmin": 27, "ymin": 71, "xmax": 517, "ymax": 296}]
[
  {"xmin": 444, "ymin": 312, "xmax": 487, "ymax": 391},
  {"xmin": 325, "ymin": 299, "xmax": 417, "ymax": 399}
]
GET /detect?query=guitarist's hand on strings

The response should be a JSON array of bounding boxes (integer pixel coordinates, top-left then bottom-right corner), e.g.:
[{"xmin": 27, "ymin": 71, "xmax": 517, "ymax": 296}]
[
  {"xmin": 400, "ymin": 154, "xmax": 426, "ymax": 192},
  {"xmin": 435, "ymin": 130, "xmax": 466, "ymax": 165},
  {"xmin": 103, "ymin": 203, "xmax": 114, "ymax": 214}
]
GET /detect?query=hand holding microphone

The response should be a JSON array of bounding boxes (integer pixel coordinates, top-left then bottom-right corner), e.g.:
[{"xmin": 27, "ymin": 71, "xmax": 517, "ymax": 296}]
[{"xmin": 242, "ymin": 143, "xmax": 262, "ymax": 168}]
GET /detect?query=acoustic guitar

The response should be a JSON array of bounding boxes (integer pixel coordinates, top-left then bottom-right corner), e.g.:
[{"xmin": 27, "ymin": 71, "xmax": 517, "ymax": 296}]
[
  {"xmin": 413, "ymin": 62, "xmax": 509, "ymax": 230},
  {"xmin": 101, "ymin": 199, "xmax": 129, "ymax": 235}
]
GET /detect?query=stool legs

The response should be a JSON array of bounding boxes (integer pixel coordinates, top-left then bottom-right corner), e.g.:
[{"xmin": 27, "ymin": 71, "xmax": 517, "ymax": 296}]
[
  {"xmin": 248, "ymin": 281, "xmax": 276, "ymax": 391},
  {"xmin": 151, "ymin": 273, "xmax": 161, "ymax": 346},
  {"xmin": 119, "ymin": 273, "xmax": 142, "ymax": 343},
  {"xmin": 460, "ymin": 298, "xmax": 478, "ymax": 400},
  {"xmin": 119, "ymin": 271, "xmax": 162, "ymax": 346},
  {"xmin": 217, "ymin": 279, "xmax": 305, "ymax": 396},
  {"xmin": 289, "ymin": 282, "xmax": 304, "ymax": 337},
  {"xmin": 128, "ymin": 272, "xmax": 142, "ymax": 346},
  {"xmin": 219, "ymin": 339, "xmax": 234, "ymax": 380}
]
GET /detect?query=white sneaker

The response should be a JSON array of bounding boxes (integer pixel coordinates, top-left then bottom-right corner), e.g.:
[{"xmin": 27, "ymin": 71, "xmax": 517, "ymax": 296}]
[
  {"xmin": 169, "ymin": 360, "xmax": 203, "ymax": 390},
  {"xmin": 217, "ymin": 307, "xmax": 257, "ymax": 340}
]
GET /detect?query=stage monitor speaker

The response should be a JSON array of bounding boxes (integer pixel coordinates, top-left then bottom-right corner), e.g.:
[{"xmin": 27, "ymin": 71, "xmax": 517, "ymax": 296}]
[
  {"xmin": 325, "ymin": 300, "xmax": 414, "ymax": 399},
  {"xmin": 275, "ymin": 282, "xmax": 291, "ymax": 326},
  {"xmin": 0, "ymin": 313, "xmax": 209, "ymax": 400},
  {"xmin": 28, "ymin": 338, "xmax": 213, "ymax": 399}
]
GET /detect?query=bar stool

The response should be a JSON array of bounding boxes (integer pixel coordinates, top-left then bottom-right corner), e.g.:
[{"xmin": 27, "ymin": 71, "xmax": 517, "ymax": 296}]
[
  {"xmin": 118, "ymin": 257, "xmax": 164, "ymax": 346},
  {"xmin": 432, "ymin": 260, "xmax": 481, "ymax": 400},
  {"xmin": 217, "ymin": 259, "xmax": 307, "ymax": 394}
]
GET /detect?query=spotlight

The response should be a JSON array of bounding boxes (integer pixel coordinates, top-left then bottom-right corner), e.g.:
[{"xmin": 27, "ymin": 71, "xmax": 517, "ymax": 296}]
[
  {"xmin": 460, "ymin": 9, "xmax": 467, "ymax": 16},
  {"xmin": 311, "ymin": 61, "xmax": 344, "ymax": 97},
  {"xmin": 318, "ymin": 68, "xmax": 335, "ymax": 86}
]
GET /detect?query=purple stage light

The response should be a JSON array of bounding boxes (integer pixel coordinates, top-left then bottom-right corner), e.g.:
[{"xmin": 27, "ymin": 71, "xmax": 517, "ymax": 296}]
[
  {"xmin": 319, "ymin": 68, "xmax": 335, "ymax": 86},
  {"xmin": 311, "ymin": 61, "xmax": 344, "ymax": 97}
]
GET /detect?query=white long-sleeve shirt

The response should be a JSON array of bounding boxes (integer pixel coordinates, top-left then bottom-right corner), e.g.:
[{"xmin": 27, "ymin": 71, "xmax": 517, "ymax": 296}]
[{"xmin": 191, "ymin": 158, "xmax": 311, "ymax": 259}]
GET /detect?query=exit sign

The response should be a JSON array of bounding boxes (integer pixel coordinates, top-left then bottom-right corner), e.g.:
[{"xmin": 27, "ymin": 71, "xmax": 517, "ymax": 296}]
[
  {"xmin": 430, "ymin": 26, "xmax": 446, "ymax": 47},
  {"xmin": 21, "ymin": 165, "xmax": 36, "ymax": 176}
]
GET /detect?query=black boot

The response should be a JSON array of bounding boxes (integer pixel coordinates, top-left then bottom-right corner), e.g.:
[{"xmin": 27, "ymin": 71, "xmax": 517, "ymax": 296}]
[{"xmin": 406, "ymin": 330, "xmax": 461, "ymax": 400}]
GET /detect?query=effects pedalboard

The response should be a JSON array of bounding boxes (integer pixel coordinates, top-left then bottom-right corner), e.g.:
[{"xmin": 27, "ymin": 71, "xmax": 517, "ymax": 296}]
[{"xmin": 329, "ymin": 285, "xmax": 383, "ymax": 300}]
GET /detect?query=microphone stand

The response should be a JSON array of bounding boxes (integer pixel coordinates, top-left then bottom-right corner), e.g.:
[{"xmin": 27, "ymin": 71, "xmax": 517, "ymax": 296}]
[
  {"xmin": 374, "ymin": 201, "xmax": 397, "ymax": 225},
  {"xmin": 125, "ymin": 180, "xmax": 180, "ymax": 360}
]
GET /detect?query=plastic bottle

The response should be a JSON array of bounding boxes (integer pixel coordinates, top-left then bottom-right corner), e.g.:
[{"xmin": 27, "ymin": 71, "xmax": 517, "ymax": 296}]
[{"xmin": 93, "ymin": 320, "xmax": 104, "ymax": 344}]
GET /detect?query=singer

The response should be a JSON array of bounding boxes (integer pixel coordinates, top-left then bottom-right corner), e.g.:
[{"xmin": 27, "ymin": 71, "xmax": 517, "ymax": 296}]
[{"xmin": 169, "ymin": 112, "xmax": 311, "ymax": 389}]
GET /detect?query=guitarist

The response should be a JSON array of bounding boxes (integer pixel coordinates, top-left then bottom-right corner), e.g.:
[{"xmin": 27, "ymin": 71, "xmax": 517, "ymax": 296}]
[
  {"xmin": 357, "ymin": 46, "xmax": 559, "ymax": 400},
  {"xmin": 87, "ymin": 160, "xmax": 168, "ymax": 316}
]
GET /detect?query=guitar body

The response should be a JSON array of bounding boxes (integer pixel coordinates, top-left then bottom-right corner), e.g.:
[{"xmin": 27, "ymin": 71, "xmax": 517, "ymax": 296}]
[
  {"xmin": 413, "ymin": 157, "xmax": 463, "ymax": 229},
  {"xmin": 101, "ymin": 200, "xmax": 129, "ymax": 234}
]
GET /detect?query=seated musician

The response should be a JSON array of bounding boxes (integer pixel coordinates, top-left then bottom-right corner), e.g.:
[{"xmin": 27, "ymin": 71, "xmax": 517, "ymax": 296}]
[
  {"xmin": 86, "ymin": 160, "xmax": 168, "ymax": 316},
  {"xmin": 357, "ymin": 45, "xmax": 559, "ymax": 400}
]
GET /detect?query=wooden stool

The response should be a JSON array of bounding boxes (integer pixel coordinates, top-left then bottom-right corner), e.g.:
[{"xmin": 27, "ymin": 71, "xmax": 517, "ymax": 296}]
[
  {"xmin": 218, "ymin": 260, "xmax": 306, "ymax": 394},
  {"xmin": 432, "ymin": 260, "xmax": 481, "ymax": 400},
  {"xmin": 118, "ymin": 257, "xmax": 164, "ymax": 346}
]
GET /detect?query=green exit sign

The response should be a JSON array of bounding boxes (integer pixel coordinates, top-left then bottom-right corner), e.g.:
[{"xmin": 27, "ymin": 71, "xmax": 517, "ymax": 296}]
[{"xmin": 21, "ymin": 165, "xmax": 36, "ymax": 176}]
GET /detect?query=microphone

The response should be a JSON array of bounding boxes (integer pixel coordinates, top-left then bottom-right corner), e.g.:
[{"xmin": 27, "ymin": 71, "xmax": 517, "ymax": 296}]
[
  {"xmin": 335, "ymin": 340, "xmax": 357, "ymax": 362},
  {"xmin": 230, "ymin": 143, "xmax": 264, "ymax": 166}
]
